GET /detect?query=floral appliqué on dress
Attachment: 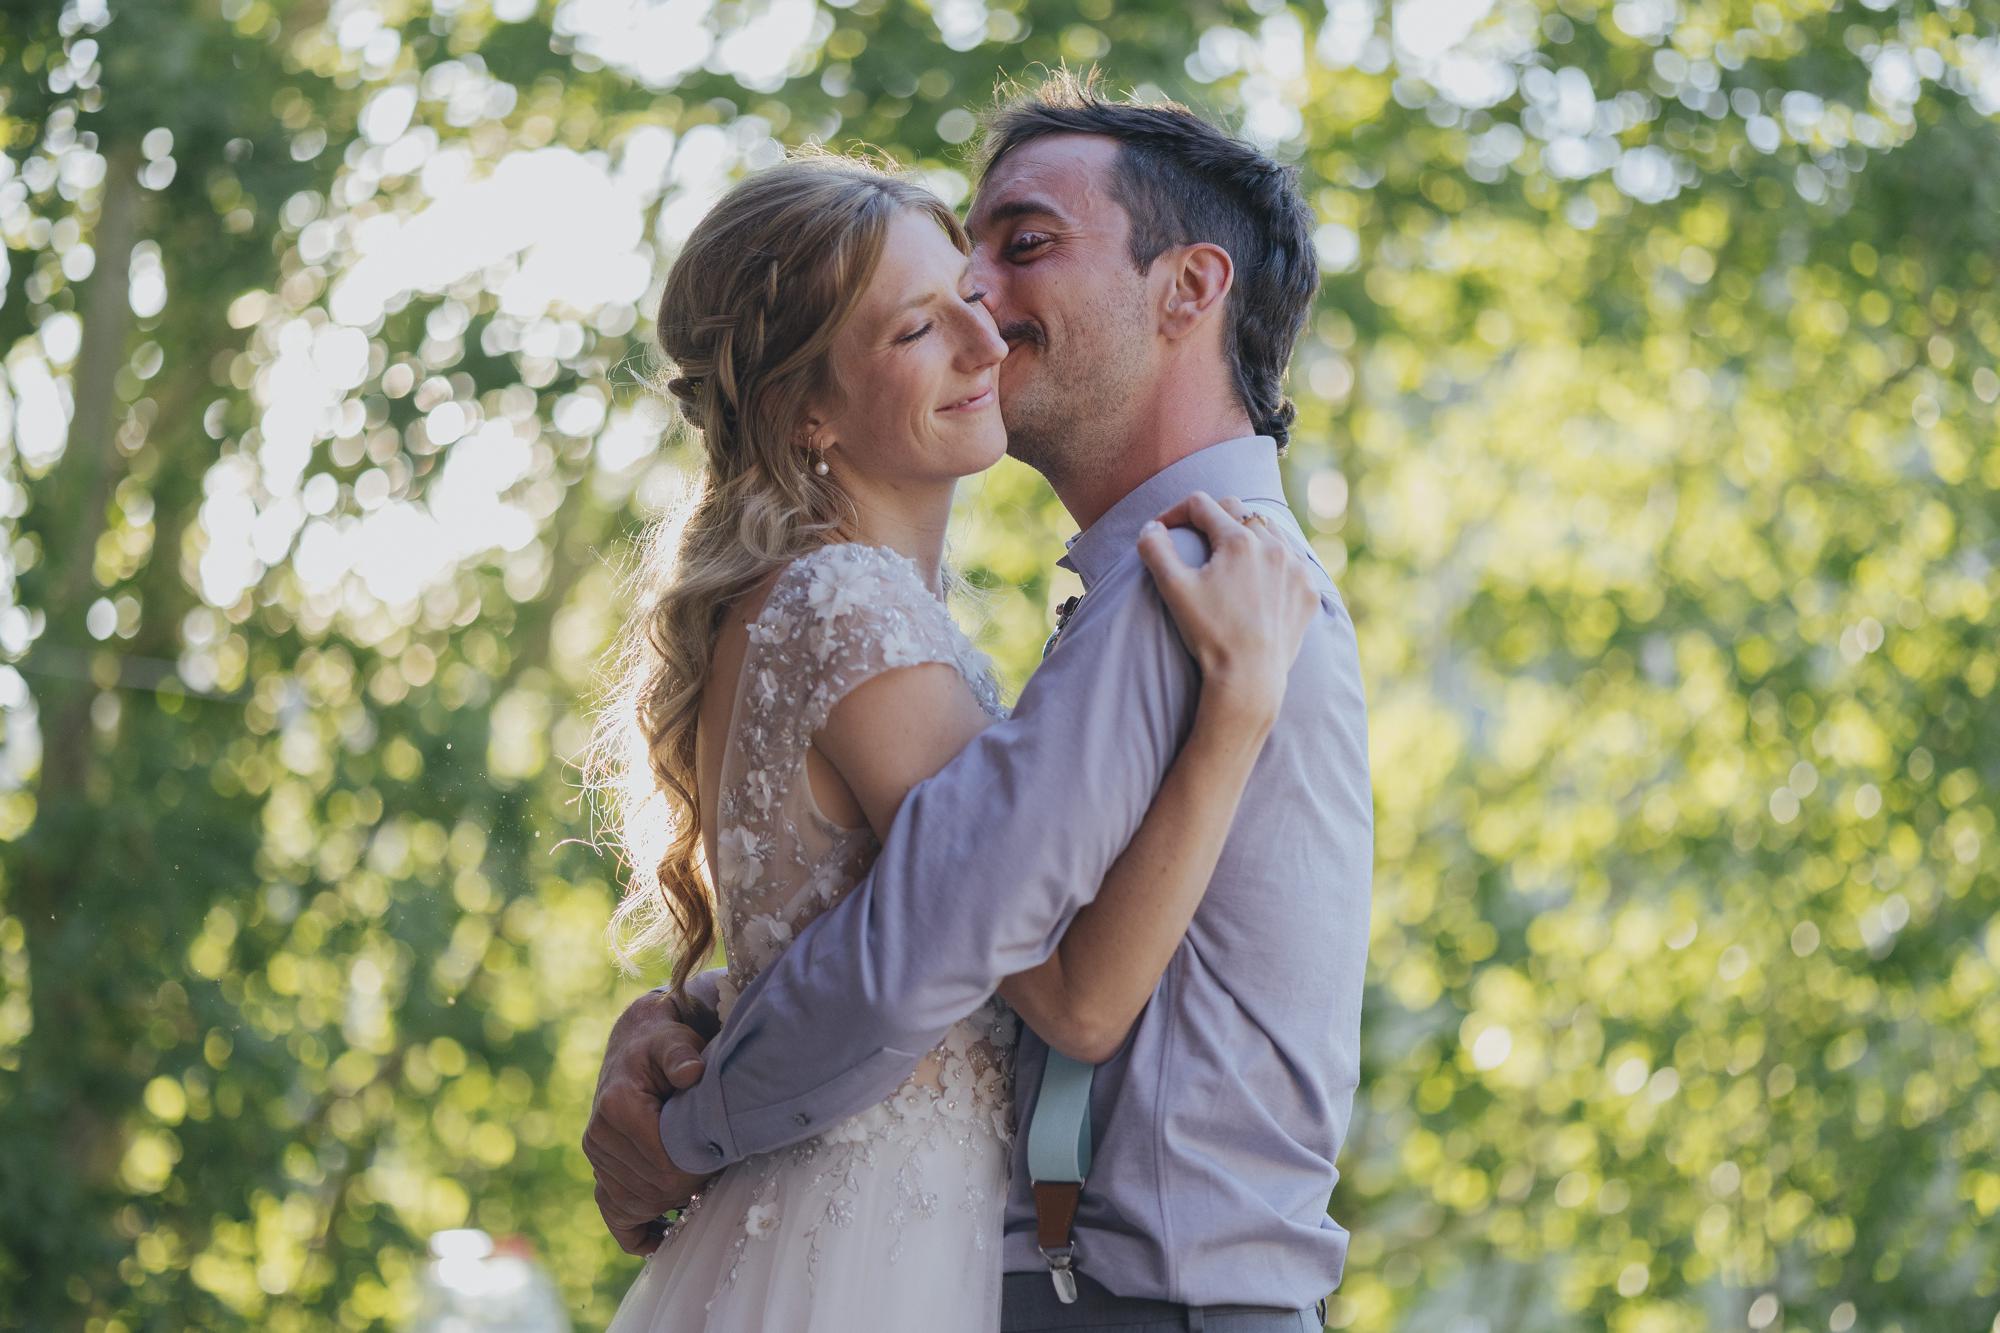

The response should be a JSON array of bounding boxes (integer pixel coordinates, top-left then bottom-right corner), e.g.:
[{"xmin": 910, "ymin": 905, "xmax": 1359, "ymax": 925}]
[{"xmin": 669, "ymin": 543, "xmax": 1017, "ymax": 1303}]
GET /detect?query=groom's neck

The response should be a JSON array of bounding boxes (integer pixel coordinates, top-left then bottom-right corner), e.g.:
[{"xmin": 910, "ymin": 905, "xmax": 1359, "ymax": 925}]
[{"xmin": 1054, "ymin": 395, "xmax": 1258, "ymax": 533}]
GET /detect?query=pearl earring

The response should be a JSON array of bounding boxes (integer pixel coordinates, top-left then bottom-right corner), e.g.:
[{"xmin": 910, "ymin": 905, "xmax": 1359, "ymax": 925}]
[{"xmin": 814, "ymin": 455, "xmax": 830, "ymax": 476}]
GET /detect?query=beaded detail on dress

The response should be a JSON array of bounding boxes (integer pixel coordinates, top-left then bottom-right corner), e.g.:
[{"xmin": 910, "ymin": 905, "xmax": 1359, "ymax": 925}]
[{"xmin": 664, "ymin": 542, "xmax": 1017, "ymax": 1300}]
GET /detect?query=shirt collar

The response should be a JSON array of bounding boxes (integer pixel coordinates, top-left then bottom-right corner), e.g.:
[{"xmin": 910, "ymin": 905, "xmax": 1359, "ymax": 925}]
[{"xmin": 1056, "ymin": 436, "xmax": 1287, "ymax": 588}]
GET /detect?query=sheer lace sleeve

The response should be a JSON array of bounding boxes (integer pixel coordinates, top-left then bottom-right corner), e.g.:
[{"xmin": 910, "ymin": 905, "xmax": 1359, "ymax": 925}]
[
  {"xmin": 746, "ymin": 543, "xmax": 997, "ymax": 744},
  {"xmin": 713, "ymin": 544, "xmax": 1001, "ymax": 1001}
]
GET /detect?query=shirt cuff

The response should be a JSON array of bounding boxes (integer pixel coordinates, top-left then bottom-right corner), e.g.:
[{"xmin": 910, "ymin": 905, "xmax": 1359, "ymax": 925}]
[{"xmin": 658, "ymin": 1069, "xmax": 735, "ymax": 1175}]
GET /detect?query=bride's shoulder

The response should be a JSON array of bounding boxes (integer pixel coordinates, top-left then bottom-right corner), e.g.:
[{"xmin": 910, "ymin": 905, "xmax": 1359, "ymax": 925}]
[
  {"xmin": 748, "ymin": 543, "xmax": 997, "ymax": 709},
  {"xmin": 758, "ymin": 543, "xmax": 932, "ymax": 628},
  {"xmin": 787, "ymin": 541, "xmax": 923, "ymax": 585}
]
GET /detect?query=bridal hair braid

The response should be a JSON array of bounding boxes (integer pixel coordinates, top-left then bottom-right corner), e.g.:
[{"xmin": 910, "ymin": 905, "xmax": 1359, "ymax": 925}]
[
  {"xmin": 977, "ymin": 69, "xmax": 1319, "ymax": 448},
  {"xmin": 595, "ymin": 156, "xmax": 967, "ymax": 994}
]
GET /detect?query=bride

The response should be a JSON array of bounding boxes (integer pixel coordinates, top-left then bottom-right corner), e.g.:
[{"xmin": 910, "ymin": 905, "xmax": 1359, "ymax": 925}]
[{"xmin": 595, "ymin": 155, "xmax": 1317, "ymax": 1331}]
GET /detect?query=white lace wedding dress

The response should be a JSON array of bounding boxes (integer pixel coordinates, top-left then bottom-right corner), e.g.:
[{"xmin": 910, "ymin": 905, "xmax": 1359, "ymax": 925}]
[{"xmin": 608, "ymin": 543, "xmax": 1019, "ymax": 1333}]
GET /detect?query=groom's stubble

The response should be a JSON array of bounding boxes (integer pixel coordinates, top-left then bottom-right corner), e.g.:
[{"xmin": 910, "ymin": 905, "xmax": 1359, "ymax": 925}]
[{"xmin": 996, "ymin": 264, "xmax": 1155, "ymax": 497}]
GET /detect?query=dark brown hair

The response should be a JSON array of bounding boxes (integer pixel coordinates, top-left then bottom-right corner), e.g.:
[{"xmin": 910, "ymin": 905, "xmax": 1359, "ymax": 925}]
[{"xmin": 978, "ymin": 69, "xmax": 1319, "ymax": 448}]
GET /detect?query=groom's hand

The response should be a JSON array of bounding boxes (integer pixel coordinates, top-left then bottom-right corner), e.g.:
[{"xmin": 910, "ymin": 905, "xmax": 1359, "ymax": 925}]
[{"xmin": 583, "ymin": 988, "xmax": 715, "ymax": 1255}]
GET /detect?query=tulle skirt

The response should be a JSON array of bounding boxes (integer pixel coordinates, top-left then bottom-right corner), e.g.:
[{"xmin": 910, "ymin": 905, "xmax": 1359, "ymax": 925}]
[{"xmin": 607, "ymin": 1091, "xmax": 1008, "ymax": 1333}]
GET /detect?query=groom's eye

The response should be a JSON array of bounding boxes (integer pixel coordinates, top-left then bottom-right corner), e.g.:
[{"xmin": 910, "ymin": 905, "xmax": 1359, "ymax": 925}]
[{"xmin": 1005, "ymin": 232, "xmax": 1051, "ymax": 260}]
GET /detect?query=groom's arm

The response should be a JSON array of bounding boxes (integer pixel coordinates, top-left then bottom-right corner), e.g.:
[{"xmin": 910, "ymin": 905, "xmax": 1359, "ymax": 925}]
[{"xmin": 659, "ymin": 542, "xmax": 1201, "ymax": 1173}]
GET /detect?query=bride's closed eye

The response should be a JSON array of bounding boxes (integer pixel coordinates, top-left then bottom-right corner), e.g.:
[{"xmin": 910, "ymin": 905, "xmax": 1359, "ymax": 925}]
[{"xmin": 897, "ymin": 291, "xmax": 989, "ymax": 345}]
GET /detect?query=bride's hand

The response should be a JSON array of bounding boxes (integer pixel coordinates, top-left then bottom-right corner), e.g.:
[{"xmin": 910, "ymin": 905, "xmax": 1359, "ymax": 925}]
[{"xmin": 1137, "ymin": 491, "xmax": 1321, "ymax": 732}]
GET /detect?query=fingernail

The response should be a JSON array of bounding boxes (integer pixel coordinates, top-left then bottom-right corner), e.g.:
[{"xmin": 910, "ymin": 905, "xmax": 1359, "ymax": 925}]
[
  {"xmin": 671, "ymin": 1058, "xmax": 703, "ymax": 1078},
  {"xmin": 1142, "ymin": 520, "xmax": 1163, "ymax": 535}
]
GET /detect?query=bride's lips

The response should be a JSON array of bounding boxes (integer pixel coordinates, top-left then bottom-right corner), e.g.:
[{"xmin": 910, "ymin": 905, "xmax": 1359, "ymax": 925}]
[{"xmin": 938, "ymin": 385, "xmax": 994, "ymax": 413}]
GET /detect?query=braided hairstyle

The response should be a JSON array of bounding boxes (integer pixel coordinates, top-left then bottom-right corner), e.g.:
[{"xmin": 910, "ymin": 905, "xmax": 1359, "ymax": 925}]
[
  {"xmin": 595, "ymin": 155, "xmax": 967, "ymax": 993},
  {"xmin": 976, "ymin": 69, "xmax": 1319, "ymax": 449}
]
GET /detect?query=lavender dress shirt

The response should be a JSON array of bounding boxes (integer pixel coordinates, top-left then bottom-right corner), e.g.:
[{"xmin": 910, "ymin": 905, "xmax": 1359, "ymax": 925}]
[{"xmin": 659, "ymin": 435, "xmax": 1373, "ymax": 1308}]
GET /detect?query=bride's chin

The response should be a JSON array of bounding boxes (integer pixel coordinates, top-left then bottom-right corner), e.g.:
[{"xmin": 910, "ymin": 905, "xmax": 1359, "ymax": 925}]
[
  {"xmin": 970, "ymin": 427, "xmax": 1009, "ymax": 472},
  {"xmin": 952, "ymin": 446, "xmax": 1006, "ymax": 479},
  {"xmin": 943, "ymin": 452, "xmax": 1006, "ymax": 484}
]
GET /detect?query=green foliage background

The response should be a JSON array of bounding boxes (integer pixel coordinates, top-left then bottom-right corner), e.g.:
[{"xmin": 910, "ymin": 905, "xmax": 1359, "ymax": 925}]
[{"xmin": 1, "ymin": 0, "xmax": 1996, "ymax": 1329}]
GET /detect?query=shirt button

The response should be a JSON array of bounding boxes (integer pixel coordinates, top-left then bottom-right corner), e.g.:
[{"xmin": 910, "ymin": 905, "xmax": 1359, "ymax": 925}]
[
  {"xmin": 792, "ymin": 1112, "xmax": 810, "ymax": 1127},
  {"xmin": 705, "ymin": 1141, "xmax": 724, "ymax": 1162}
]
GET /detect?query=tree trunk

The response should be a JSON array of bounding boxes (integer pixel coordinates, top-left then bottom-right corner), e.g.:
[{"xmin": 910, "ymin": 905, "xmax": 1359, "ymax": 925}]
[
  {"xmin": 22, "ymin": 139, "xmax": 145, "ymax": 804},
  {"xmin": 11, "ymin": 138, "xmax": 148, "ymax": 1219}
]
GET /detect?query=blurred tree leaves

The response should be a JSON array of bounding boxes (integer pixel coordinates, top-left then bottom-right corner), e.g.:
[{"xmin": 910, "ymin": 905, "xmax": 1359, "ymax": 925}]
[{"xmin": 0, "ymin": 0, "xmax": 1995, "ymax": 1328}]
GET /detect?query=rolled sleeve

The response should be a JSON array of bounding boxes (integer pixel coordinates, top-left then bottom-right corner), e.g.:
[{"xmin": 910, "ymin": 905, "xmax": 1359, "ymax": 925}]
[{"xmin": 659, "ymin": 541, "xmax": 1203, "ymax": 1168}]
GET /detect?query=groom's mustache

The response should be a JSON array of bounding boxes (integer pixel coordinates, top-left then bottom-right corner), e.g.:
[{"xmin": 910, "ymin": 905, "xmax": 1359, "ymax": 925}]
[{"xmin": 998, "ymin": 319, "xmax": 1045, "ymax": 350}]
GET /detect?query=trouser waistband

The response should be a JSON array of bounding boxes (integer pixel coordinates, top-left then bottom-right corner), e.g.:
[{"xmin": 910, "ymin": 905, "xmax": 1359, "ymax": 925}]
[{"xmin": 1001, "ymin": 1271, "xmax": 1324, "ymax": 1332}]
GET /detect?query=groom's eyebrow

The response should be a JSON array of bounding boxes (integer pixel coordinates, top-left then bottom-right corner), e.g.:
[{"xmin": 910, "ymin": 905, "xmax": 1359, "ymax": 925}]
[{"xmin": 972, "ymin": 196, "xmax": 1067, "ymax": 233}]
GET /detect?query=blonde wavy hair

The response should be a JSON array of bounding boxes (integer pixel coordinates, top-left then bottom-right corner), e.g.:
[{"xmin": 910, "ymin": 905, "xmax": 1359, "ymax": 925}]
[{"xmin": 593, "ymin": 155, "xmax": 967, "ymax": 996}]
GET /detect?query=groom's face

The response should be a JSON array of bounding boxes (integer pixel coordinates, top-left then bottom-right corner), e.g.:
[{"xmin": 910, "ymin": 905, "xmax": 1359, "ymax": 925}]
[{"xmin": 966, "ymin": 134, "xmax": 1154, "ymax": 478}]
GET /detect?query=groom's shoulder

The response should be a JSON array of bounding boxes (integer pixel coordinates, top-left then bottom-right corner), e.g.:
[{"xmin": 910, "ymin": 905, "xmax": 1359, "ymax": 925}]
[
  {"xmin": 1071, "ymin": 528, "xmax": 1206, "ymax": 621},
  {"xmin": 1162, "ymin": 523, "xmax": 1214, "ymax": 570},
  {"xmin": 1107, "ymin": 519, "xmax": 1350, "ymax": 632},
  {"xmin": 1094, "ymin": 524, "xmax": 1214, "ymax": 592}
]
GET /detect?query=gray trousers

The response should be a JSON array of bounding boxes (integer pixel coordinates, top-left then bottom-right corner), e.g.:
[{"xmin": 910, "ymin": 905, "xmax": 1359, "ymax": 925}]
[{"xmin": 1001, "ymin": 1272, "xmax": 1324, "ymax": 1332}]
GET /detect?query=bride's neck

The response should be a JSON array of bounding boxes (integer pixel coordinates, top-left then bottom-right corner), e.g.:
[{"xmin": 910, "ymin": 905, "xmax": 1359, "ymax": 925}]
[{"xmin": 836, "ymin": 481, "xmax": 955, "ymax": 594}]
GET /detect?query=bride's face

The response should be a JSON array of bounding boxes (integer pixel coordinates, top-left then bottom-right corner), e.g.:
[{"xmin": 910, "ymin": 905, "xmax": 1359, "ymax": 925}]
[{"xmin": 812, "ymin": 209, "xmax": 1009, "ymax": 486}]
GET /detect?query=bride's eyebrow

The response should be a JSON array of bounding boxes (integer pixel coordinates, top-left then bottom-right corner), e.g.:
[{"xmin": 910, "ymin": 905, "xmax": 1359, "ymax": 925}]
[
  {"xmin": 888, "ymin": 289, "xmax": 943, "ymax": 317},
  {"xmin": 886, "ymin": 266, "xmax": 973, "ymax": 319}
]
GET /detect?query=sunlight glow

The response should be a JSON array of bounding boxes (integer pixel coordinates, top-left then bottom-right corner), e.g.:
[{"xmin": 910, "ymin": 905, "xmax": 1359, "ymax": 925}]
[
  {"xmin": 330, "ymin": 148, "xmax": 652, "ymax": 330},
  {"xmin": 556, "ymin": 0, "xmax": 719, "ymax": 89}
]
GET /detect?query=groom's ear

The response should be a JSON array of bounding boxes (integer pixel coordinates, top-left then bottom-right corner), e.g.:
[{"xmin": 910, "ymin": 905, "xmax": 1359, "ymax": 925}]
[{"xmin": 1158, "ymin": 242, "xmax": 1234, "ymax": 341}]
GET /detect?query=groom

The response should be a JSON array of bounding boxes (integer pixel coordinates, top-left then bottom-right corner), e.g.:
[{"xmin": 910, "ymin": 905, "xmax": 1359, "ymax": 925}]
[{"xmin": 585, "ymin": 73, "xmax": 1372, "ymax": 1330}]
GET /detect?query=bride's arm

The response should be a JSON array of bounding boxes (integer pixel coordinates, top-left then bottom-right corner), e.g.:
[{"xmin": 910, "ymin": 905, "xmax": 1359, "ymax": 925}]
[
  {"xmin": 810, "ymin": 662, "xmax": 1000, "ymax": 842},
  {"xmin": 819, "ymin": 673, "xmax": 1267, "ymax": 1066},
  {"xmin": 998, "ymin": 496, "xmax": 1313, "ymax": 1061},
  {"xmin": 818, "ymin": 496, "xmax": 1317, "ymax": 1064},
  {"xmin": 997, "ymin": 691, "xmax": 1272, "ymax": 1062}
]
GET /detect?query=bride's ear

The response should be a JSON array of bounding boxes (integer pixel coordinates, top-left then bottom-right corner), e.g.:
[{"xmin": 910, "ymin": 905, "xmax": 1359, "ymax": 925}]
[
  {"xmin": 798, "ymin": 414, "xmax": 835, "ymax": 469},
  {"xmin": 1159, "ymin": 242, "xmax": 1234, "ymax": 340}
]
